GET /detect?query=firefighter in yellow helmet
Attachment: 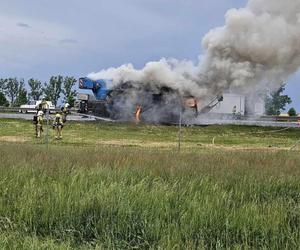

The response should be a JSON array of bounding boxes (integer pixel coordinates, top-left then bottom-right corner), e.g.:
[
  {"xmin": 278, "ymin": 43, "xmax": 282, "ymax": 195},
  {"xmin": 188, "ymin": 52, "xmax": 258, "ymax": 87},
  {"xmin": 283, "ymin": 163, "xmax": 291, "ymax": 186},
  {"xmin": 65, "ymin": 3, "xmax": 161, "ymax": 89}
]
[
  {"xmin": 35, "ymin": 110, "xmax": 44, "ymax": 138},
  {"xmin": 37, "ymin": 98, "xmax": 49, "ymax": 113},
  {"xmin": 62, "ymin": 103, "xmax": 70, "ymax": 123},
  {"xmin": 52, "ymin": 109, "xmax": 64, "ymax": 140}
]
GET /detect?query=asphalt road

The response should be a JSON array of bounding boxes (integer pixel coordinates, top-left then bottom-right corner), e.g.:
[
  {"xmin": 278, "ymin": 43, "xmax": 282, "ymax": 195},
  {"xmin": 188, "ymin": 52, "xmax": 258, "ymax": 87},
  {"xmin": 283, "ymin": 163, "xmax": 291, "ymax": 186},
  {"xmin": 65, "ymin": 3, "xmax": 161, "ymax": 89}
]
[
  {"xmin": 194, "ymin": 118, "xmax": 300, "ymax": 128},
  {"xmin": 0, "ymin": 112, "xmax": 299, "ymax": 128}
]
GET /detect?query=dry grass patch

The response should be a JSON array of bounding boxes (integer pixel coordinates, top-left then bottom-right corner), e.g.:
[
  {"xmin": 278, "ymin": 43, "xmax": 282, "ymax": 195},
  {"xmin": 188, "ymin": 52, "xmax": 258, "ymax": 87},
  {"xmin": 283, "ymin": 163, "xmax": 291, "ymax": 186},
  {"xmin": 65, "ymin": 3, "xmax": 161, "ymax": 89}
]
[
  {"xmin": 0, "ymin": 136, "xmax": 28, "ymax": 142},
  {"xmin": 97, "ymin": 139, "xmax": 176, "ymax": 148}
]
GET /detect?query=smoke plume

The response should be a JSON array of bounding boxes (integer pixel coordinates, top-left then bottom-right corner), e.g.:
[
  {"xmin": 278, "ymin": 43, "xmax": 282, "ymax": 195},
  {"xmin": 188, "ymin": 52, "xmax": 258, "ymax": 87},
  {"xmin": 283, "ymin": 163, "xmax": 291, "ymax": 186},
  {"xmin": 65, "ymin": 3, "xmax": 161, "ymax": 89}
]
[
  {"xmin": 88, "ymin": 0, "xmax": 300, "ymax": 105},
  {"xmin": 200, "ymin": 0, "xmax": 300, "ymax": 96}
]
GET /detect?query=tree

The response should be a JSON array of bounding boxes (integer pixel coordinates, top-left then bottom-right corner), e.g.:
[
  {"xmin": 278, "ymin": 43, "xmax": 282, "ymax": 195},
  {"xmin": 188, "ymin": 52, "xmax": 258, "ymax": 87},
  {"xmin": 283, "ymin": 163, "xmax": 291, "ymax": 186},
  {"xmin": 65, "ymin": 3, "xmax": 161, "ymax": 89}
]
[
  {"xmin": 62, "ymin": 76, "xmax": 77, "ymax": 107},
  {"xmin": 28, "ymin": 79, "xmax": 44, "ymax": 101},
  {"xmin": 288, "ymin": 107, "xmax": 297, "ymax": 117},
  {"xmin": 0, "ymin": 79, "xmax": 8, "ymax": 106},
  {"xmin": 43, "ymin": 76, "xmax": 63, "ymax": 106},
  {"xmin": 0, "ymin": 78, "xmax": 7, "ymax": 91},
  {"xmin": 265, "ymin": 85, "xmax": 292, "ymax": 115},
  {"xmin": 0, "ymin": 92, "xmax": 9, "ymax": 107},
  {"xmin": 4, "ymin": 78, "xmax": 19, "ymax": 106},
  {"xmin": 15, "ymin": 81, "xmax": 28, "ymax": 107}
]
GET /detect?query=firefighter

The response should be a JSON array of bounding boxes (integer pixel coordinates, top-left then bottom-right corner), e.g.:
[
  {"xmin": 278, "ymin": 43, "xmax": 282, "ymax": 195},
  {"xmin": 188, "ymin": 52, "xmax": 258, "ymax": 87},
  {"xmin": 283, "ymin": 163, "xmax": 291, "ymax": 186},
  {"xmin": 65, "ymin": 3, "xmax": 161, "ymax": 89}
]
[
  {"xmin": 35, "ymin": 110, "xmax": 44, "ymax": 138},
  {"xmin": 62, "ymin": 103, "xmax": 70, "ymax": 123},
  {"xmin": 38, "ymin": 98, "xmax": 49, "ymax": 113},
  {"xmin": 53, "ymin": 111, "xmax": 64, "ymax": 140},
  {"xmin": 135, "ymin": 105, "xmax": 142, "ymax": 123},
  {"xmin": 233, "ymin": 105, "xmax": 242, "ymax": 120},
  {"xmin": 232, "ymin": 105, "xmax": 237, "ymax": 114}
]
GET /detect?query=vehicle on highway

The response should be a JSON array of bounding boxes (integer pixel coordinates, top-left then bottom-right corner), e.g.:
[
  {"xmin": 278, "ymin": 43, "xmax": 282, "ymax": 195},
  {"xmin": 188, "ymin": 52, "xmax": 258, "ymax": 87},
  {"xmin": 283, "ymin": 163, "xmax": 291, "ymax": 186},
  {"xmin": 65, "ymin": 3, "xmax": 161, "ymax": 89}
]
[
  {"xmin": 19, "ymin": 100, "xmax": 55, "ymax": 113},
  {"xmin": 77, "ymin": 77, "xmax": 224, "ymax": 123}
]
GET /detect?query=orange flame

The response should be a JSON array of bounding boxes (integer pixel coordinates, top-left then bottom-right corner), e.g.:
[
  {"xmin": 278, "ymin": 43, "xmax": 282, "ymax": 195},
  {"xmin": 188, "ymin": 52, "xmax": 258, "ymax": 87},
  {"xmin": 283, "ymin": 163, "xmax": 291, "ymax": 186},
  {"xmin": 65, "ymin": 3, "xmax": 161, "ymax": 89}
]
[{"xmin": 135, "ymin": 105, "xmax": 142, "ymax": 123}]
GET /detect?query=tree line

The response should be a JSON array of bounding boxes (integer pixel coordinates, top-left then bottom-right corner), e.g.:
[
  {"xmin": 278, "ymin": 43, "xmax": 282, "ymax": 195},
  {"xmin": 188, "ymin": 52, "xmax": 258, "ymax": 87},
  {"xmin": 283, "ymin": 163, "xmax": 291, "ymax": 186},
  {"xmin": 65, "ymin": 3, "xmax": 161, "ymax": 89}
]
[
  {"xmin": 0, "ymin": 77, "xmax": 296, "ymax": 116},
  {"xmin": 264, "ymin": 85, "xmax": 297, "ymax": 116},
  {"xmin": 0, "ymin": 76, "xmax": 77, "ymax": 107}
]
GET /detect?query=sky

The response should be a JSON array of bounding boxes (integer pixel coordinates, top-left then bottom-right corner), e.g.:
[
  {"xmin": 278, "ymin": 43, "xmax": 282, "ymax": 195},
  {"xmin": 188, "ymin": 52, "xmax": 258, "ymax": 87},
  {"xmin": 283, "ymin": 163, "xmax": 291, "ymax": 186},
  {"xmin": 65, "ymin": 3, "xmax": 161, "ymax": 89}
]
[{"xmin": 0, "ymin": 0, "xmax": 299, "ymax": 111}]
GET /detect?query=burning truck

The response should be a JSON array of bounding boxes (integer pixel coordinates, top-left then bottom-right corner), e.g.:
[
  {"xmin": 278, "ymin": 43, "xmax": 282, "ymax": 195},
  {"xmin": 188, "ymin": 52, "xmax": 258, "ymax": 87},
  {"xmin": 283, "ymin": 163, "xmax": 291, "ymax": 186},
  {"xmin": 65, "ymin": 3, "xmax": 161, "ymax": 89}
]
[
  {"xmin": 79, "ymin": 0, "xmax": 300, "ymax": 124},
  {"xmin": 76, "ymin": 77, "xmax": 223, "ymax": 124}
]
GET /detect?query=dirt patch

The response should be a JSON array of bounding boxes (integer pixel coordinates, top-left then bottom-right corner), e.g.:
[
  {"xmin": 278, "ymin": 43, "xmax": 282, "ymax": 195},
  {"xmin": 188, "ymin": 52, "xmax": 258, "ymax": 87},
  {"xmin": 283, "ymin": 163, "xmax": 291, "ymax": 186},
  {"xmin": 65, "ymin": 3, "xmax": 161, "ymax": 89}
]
[
  {"xmin": 96, "ymin": 139, "xmax": 294, "ymax": 151},
  {"xmin": 0, "ymin": 136, "xmax": 28, "ymax": 142},
  {"xmin": 97, "ymin": 139, "xmax": 176, "ymax": 148},
  {"xmin": 204, "ymin": 144, "xmax": 292, "ymax": 152}
]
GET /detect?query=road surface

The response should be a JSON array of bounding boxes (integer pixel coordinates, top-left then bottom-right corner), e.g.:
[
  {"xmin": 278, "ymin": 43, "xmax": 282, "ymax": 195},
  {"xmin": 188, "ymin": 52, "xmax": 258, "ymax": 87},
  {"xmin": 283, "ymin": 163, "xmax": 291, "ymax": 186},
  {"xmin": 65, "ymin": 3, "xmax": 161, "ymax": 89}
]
[{"xmin": 0, "ymin": 112, "xmax": 299, "ymax": 128}]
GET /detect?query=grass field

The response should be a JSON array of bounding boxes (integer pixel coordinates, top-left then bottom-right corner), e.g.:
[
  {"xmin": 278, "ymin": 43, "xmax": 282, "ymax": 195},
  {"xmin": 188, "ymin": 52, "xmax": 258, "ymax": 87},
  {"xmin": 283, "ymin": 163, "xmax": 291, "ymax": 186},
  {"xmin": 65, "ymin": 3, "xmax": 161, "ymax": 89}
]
[
  {"xmin": 0, "ymin": 119, "xmax": 300, "ymax": 249},
  {"xmin": 0, "ymin": 118, "xmax": 300, "ymax": 149}
]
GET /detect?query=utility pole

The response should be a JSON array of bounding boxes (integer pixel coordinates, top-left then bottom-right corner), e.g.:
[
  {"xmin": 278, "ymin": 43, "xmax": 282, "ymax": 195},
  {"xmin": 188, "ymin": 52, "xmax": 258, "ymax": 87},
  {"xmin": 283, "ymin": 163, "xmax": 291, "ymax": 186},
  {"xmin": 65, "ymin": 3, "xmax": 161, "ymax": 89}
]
[
  {"xmin": 178, "ymin": 106, "xmax": 182, "ymax": 151},
  {"xmin": 45, "ymin": 109, "xmax": 49, "ymax": 149}
]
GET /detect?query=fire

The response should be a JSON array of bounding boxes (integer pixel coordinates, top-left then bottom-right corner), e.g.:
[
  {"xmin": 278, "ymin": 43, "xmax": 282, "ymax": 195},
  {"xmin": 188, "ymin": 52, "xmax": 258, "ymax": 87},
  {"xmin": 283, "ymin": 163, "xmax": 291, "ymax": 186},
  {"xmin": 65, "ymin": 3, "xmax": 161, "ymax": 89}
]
[{"xmin": 135, "ymin": 105, "xmax": 142, "ymax": 123}]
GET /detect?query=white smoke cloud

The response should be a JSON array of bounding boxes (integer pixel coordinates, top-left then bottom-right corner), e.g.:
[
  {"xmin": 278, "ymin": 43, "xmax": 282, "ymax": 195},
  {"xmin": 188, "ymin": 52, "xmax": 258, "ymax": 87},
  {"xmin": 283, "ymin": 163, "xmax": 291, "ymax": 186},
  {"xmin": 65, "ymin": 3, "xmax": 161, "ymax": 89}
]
[
  {"xmin": 88, "ymin": 58, "xmax": 207, "ymax": 97},
  {"xmin": 201, "ymin": 0, "xmax": 300, "ymax": 94},
  {"xmin": 88, "ymin": 0, "xmax": 300, "ymax": 100}
]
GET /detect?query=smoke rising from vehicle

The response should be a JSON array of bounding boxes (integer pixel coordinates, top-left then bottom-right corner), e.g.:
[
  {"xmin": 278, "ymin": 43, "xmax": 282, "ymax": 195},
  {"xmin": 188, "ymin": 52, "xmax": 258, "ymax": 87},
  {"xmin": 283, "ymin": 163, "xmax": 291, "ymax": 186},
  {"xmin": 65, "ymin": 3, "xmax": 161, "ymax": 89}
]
[
  {"xmin": 200, "ymin": 0, "xmax": 300, "ymax": 96},
  {"xmin": 88, "ymin": 0, "xmax": 300, "ymax": 119}
]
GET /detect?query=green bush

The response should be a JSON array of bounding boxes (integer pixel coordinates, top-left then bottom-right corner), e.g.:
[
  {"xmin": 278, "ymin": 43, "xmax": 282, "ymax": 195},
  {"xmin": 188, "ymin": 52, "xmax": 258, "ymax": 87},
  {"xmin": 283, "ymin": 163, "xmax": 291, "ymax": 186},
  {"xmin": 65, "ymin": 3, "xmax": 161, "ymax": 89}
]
[{"xmin": 288, "ymin": 108, "xmax": 297, "ymax": 117}]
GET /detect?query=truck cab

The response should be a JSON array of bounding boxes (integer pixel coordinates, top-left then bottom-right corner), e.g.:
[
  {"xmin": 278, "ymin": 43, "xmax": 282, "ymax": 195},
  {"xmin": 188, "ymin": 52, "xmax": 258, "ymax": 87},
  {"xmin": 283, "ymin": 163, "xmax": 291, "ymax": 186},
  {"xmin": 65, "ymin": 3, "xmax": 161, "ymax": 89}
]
[{"xmin": 79, "ymin": 77, "xmax": 113, "ymax": 100}]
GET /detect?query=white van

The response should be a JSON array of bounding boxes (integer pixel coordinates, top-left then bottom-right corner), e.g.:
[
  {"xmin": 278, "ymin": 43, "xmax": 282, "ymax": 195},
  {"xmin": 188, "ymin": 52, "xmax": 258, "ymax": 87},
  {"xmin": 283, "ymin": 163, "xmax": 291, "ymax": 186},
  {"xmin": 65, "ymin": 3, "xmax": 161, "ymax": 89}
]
[{"xmin": 19, "ymin": 100, "xmax": 56, "ymax": 113}]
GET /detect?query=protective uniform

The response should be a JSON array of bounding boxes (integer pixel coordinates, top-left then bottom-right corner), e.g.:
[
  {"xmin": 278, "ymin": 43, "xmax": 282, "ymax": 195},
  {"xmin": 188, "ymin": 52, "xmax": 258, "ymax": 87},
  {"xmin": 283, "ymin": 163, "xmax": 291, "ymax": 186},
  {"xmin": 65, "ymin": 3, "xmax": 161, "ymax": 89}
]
[
  {"xmin": 53, "ymin": 113, "xmax": 64, "ymax": 139},
  {"xmin": 36, "ymin": 110, "xmax": 44, "ymax": 138},
  {"xmin": 39, "ymin": 99, "xmax": 49, "ymax": 113},
  {"xmin": 62, "ymin": 103, "xmax": 70, "ymax": 123},
  {"xmin": 64, "ymin": 103, "xmax": 70, "ymax": 110}
]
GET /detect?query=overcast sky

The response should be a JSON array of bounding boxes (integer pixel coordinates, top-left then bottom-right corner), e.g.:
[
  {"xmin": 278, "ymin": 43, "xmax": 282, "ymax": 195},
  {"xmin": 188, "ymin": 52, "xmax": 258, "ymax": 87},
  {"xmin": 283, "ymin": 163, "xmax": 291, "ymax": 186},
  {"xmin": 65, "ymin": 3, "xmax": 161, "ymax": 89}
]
[{"xmin": 1, "ymin": 0, "xmax": 299, "ymax": 110}]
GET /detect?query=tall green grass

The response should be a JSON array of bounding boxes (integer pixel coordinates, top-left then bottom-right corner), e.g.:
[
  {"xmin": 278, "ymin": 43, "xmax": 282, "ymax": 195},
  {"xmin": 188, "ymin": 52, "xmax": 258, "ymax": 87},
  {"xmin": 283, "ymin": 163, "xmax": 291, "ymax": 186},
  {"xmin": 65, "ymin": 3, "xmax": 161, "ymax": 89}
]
[{"xmin": 1, "ymin": 143, "xmax": 300, "ymax": 249}]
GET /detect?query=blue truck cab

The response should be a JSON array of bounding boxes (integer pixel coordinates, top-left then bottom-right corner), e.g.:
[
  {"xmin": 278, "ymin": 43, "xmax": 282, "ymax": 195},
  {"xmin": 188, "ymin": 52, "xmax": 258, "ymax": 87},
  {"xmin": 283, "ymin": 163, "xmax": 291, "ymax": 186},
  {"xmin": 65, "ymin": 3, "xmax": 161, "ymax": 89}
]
[{"xmin": 79, "ymin": 77, "xmax": 113, "ymax": 100}]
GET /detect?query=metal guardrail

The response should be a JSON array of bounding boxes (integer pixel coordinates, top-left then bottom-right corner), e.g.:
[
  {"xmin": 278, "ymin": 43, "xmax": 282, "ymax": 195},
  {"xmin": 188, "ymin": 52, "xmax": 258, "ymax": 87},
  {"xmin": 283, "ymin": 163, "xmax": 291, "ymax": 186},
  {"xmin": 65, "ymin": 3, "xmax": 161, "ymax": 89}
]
[
  {"xmin": 0, "ymin": 107, "xmax": 299, "ymax": 122},
  {"xmin": 259, "ymin": 116, "xmax": 300, "ymax": 122},
  {"xmin": 0, "ymin": 107, "xmax": 20, "ymax": 113},
  {"xmin": 0, "ymin": 107, "xmax": 76, "ymax": 113}
]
